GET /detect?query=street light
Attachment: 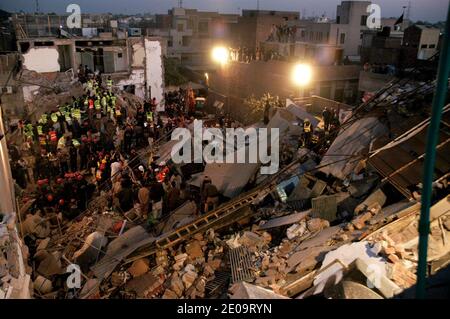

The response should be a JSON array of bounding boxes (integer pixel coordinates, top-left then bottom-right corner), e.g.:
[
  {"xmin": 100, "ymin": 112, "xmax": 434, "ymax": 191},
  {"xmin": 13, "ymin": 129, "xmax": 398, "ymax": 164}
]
[
  {"xmin": 292, "ymin": 63, "xmax": 312, "ymax": 98},
  {"xmin": 211, "ymin": 46, "xmax": 229, "ymax": 66}
]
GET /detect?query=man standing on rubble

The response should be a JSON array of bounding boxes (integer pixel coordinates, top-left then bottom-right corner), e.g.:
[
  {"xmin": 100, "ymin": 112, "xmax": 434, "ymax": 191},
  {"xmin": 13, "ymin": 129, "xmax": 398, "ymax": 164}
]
[
  {"xmin": 322, "ymin": 107, "xmax": 332, "ymax": 131},
  {"xmin": 201, "ymin": 176, "xmax": 219, "ymax": 213},
  {"xmin": 302, "ymin": 118, "xmax": 312, "ymax": 148}
]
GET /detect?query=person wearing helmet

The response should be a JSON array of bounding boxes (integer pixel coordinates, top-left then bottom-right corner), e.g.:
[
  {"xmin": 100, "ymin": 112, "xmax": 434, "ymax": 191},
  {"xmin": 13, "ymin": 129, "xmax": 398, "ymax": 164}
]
[
  {"xmin": 302, "ymin": 118, "xmax": 312, "ymax": 148},
  {"xmin": 322, "ymin": 107, "xmax": 332, "ymax": 131}
]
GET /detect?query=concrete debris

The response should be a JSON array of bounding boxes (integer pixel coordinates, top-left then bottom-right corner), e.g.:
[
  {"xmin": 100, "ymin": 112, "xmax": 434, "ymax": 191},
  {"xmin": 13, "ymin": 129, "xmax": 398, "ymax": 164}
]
[
  {"xmin": 73, "ymin": 231, "xmax": 108, "ymax": 269},
  {"xmin": 127, "ymin": 259, "xmax": 150, "ymax": 278},
  {"xmin": 354, "ymin": 189, "xmax": 386, "ymax": 215},
  {"xmin": 7, "ymin": 76, "xmax": 448, "ymax": 301},
  {"xmin": 286, "ymin": 222, "xmax": 307, "ymax": 240},
  {"xmin": 229, "ymin": 282, "xmax": 289, "ymax": 299},
  {"xmin": 34, "ymin": 275, "xmax": 53, "ymax": 295}
]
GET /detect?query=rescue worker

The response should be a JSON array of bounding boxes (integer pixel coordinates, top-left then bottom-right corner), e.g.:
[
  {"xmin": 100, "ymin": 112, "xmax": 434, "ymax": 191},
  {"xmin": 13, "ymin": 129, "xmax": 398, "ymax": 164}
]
[
  {"xmin": 302, "ymin": 118, "xmax": 312, "ymax": 148},
  {"xmin": 107, "ymin": 76, "xmax": 113, "ymax": 92},
  {"xmin": 322, "ymin": 107, "xmax": 332, "ymax": 131}
]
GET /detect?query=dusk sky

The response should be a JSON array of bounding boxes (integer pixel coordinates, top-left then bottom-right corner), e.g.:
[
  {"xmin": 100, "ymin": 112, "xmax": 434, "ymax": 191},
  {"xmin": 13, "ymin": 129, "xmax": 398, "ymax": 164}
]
[{"xmin": 0, "ymin": 0, "xmax": 448, "ymax": 22}]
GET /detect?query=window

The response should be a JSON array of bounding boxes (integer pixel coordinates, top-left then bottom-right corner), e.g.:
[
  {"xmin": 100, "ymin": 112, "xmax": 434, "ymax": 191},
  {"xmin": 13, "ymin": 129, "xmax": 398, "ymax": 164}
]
[
  {"xmin": 421, "ymin": 44, "xmax": 427, "ymax": 48},
  {"xmin": 336, "ymin": 16, "xmax": 340, "ymax": 24},
  {"xmin": 198, "ymin": 21, "xmax": 209, "ymax": 33},
  {"xmin": 360, "ymin": 15, "xmax": 368, "ymax": 26},
  {"xmin": 118, "ymin": 53, "xmax": 123, "ymax": 58},
  {"xmin": 182, "ymin": 36, "xmax": 191, "ymax": 47},
  {"xmin": 340, "ymin": 33, "xmax": 346, "ymax": 44},
  {"xmin": 301, "ymin": 30, "xmax": 306, "ymax": 39},
  {"xmin": 177, "ymin": 24, "xmax": 184, "ymax": 32},
  {"xmin": 429, "ymin": 44, "xmax": 436, "ymax": 48},
  {"xmin": 168, "ymin": 40, "xmax": 173, "ymax": 47}
]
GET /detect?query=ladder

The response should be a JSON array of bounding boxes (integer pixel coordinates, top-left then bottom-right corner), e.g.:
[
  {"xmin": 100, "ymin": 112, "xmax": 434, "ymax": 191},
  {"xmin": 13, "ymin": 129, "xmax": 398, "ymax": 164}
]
[
  {"xmin": 125, "ymin": 185, "xmax": 272, "ymax": 264},
  {"xmin": 125, "ymin": 157, "xmax": 303, "ymax": 264}
]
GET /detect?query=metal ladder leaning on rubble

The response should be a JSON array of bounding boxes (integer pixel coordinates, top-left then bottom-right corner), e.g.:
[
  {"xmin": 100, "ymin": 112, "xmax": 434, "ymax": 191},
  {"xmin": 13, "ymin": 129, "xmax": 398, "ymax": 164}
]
[
  {"xmin": 125, "ymin": 157, "xmax": 303, "ymax": 263},
  {"xmin": 64, "ymin": 127, "xmax": 175, "ymax": 227},
  {"xmin": 123, "ymin": 69, "xmax": 442, "ymax": 264}
]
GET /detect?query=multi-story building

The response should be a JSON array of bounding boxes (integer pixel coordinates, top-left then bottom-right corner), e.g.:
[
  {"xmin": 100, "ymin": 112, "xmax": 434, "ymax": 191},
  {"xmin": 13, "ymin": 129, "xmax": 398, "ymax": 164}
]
[
  {"xmin": 1, "ymin": 13, "xmax": 166, "ymax": 118},
  {"xmin": 148, "ymin": 7, "xmax": 239, "ymax": 68},
  {"xmin": 402, "ymin": 24, "xmax": 441, "ymax": 62},
  {"xmin": 230, "ymin": 9, "xmax": 300, "ymax": 52},
  {"xmin": 295, "ymin": 1, "xmax": 371, "ymax": 60}
]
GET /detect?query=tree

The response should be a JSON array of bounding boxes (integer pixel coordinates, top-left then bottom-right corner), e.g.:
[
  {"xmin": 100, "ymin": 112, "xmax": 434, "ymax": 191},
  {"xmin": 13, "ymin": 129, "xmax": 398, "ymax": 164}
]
[
  {"xmin": 164, "ymin": 57, "xmax": 188, "ymax": 87},
  {"xmin": 242, "ymin": 93, "xmax": 282, "ymax": 124}
]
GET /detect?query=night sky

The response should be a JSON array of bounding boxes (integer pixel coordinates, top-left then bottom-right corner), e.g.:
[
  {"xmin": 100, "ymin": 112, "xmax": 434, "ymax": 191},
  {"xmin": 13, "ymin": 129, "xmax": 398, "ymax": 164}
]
[{"xmin": 0, "ymin": 0, "xmax": 447, "ymax": 22}]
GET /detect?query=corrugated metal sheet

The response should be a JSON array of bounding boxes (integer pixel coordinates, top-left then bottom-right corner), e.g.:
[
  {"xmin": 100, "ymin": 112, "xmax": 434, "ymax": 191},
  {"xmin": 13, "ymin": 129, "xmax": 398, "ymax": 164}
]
[{"xmin": 368, "ymin": 110, "xmax": 450, "ymax": 198}]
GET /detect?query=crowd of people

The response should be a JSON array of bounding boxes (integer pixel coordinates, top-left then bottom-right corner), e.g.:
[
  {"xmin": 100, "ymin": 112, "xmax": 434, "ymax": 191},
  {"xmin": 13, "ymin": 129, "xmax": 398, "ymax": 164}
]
[
  {"xmin": 10, "ymin": 64, "xmax": 342, "ymax": 233},
  {"xmin": 10, "ymin": 71, "xmax": 227, "ymax": 230},
  {"xmin": 267, "ymin": 24, "xmax": 298, "ymax": 43}
]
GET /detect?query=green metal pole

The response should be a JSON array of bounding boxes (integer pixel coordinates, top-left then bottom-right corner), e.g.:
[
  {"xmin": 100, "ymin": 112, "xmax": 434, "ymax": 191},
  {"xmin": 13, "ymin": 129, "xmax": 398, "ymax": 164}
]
[{"xmin": 416, "ymin": 3, "xmax": 450, "ymax": 299}]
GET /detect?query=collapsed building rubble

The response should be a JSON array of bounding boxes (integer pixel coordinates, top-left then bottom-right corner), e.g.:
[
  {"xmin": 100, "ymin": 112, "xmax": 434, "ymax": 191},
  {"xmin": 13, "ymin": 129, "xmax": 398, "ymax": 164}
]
[{"xmin": 6, "ymin": 71, "xmax": 450, "ymax": 300}]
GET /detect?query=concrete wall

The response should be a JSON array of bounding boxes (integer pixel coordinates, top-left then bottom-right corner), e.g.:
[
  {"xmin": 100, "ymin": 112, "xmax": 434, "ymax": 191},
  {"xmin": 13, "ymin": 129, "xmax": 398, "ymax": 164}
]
[
  {"xmin": 117, "ymin": 69, "xmax": 146, "ymax": 98},
  {"xmin": 0, "ymin": 54, "xmax": 25, "ymax": 117},
  {"xmin": 22, "ymin": 47, "xmax": 60, "ymax": 73},
  {"xmin": 145, "ymin": 38, "xmax": 164, "ymax": 109},
  {"xmin": 336, "ymin": 1, "xmax": 371, "ymax": 57},
  {"xmin": 131, "ymin": 42, "xmax": 145, "ymax": 67},
  {"xmin": 358, "ymin": 70, "xmax": 394, "ymax": 93},
  {"xmin": 208, "ymin": 60, "xmax": 360, "ymax": 120}
]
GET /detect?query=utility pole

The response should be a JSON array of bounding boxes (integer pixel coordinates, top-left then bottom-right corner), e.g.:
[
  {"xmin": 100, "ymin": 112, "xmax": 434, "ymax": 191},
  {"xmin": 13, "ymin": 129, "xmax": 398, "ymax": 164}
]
[
  {"xmin": 35, "ymin": 0, "xmax": 40, "ymax": 13},
  {"xmin": 406, "ymin": 1, "xmax": 411, "ymax": 27},
  {"xmin": 257, "ymin": 0, "xmax": 260, "ymax": 11},
  {"xmin": 178, "ymin": 0, "xmax": 183, "ymax": 8}
]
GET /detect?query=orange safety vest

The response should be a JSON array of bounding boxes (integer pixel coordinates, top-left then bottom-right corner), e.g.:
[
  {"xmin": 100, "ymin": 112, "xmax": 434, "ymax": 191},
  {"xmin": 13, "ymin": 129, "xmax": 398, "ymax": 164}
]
[{"xmin": 49, "ymin": 131, "xmax": 57, "ymax": 142}]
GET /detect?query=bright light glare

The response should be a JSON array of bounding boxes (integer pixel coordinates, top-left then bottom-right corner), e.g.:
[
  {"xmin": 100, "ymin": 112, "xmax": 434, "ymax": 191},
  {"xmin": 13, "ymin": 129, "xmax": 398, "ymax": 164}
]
[
  {"xmin": 211, "ymin": 47, "xmax": 229, "ymax": 65},
  {"xmin": 292, "ymin": 63, "xmax": 312, "ymax": 86}
]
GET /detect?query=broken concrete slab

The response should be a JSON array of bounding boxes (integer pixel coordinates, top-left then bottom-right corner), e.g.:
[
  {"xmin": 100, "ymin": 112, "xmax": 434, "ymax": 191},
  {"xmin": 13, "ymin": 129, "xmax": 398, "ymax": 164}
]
[
  {"xmin": 310, "ymin": 180, "xmax": 327, "ymax": 198},
  {"xmin": 311, "ymin": 195, "xmax": 337, "ymax": 221},
  {"xmin": 260, "ymin": 210, "xmax": 310, "ymax": 230},
  {"xmin": 286, "ymin": 246, "xmax": 327, "ymax": 272},
  {"xmin": 229, "ymin": 282, "xmax": 289, "ymax": 299},
  {"xmin": 286, "ymin": 222, "xmax": 307, "ymax": 240},
  {"xmin": 36, "ymin": 251, "xmax": 63, "ymax": 277},
  {"xmin": 34, "ymin": 275, "xmax": 53, "ymax": 295},
  {"xmin": 239, "ymin": 231, "xmax": 266, "ymax": 249},
  {"xmin": 296, "ymin": 226, "xmax": 342, "ymax": 251},
  {"xmin": 182, "ymin": 270, "xmax": 198, "ymax": 290},
  {"xmin": 185, "ymin": 241, "xmax": 204, "ymax": 259},
  {"xmin": 170, "ymin": 273, "xmax": 185, "ymax": 297},
  {"xmin": 91, "ymin": 226, "xmax": 155, "ymax": 280},
  {"xmin": 73, "ymin": 231, "xmax": 108, "ymax": 270},
  {"xmin": 124, "ymin": 272, "xmax": 164, "ymax": 298},
  {"xmin": 354, "ymin": 189, "xmax": 387, "ymax": 215},
  {"xmin": 127, "ymin": 258, "xmax": 150, "ymax": 278},
  {"xmin": 306, "ymin": 218, "xmax": 330, "ymax": 233}
]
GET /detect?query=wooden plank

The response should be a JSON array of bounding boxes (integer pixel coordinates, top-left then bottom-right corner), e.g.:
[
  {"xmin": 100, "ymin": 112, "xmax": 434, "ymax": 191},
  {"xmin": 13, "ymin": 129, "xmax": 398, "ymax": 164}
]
[{"xmin": 280, "ymin": 270, "xmax": 317, "ymax": 297}]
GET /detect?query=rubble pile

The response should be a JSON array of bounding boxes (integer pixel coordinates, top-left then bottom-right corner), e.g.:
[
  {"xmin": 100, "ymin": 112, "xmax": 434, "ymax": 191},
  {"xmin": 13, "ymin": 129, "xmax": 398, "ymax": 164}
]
[
  {"xmin": 1, "ymin": 213, "xmax": 31, "ymax": 299},
  {"xmin": 88, "ymin": 230, "xmax": 228, "ymax": 299}
]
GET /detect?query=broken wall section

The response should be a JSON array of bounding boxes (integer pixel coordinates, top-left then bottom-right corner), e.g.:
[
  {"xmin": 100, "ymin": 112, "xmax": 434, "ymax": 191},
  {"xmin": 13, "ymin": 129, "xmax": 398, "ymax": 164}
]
[
  {"xmin": 22, "ymin": 47, "xmax": 60, "ymax": 73},
  {"xmin": 145, "ymin": 38, "xmax": 164, "ymax": 110},
  {"xmin": 115, "ymin": 37, "xmax": 164, "ymax": 104}
]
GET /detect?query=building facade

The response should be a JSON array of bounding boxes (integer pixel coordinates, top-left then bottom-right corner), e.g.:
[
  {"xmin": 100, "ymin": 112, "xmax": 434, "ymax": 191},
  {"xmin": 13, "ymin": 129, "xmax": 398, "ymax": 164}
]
[{"xmin": 148, "ymin": 7, "xmax": 238, "ymax": 68}]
